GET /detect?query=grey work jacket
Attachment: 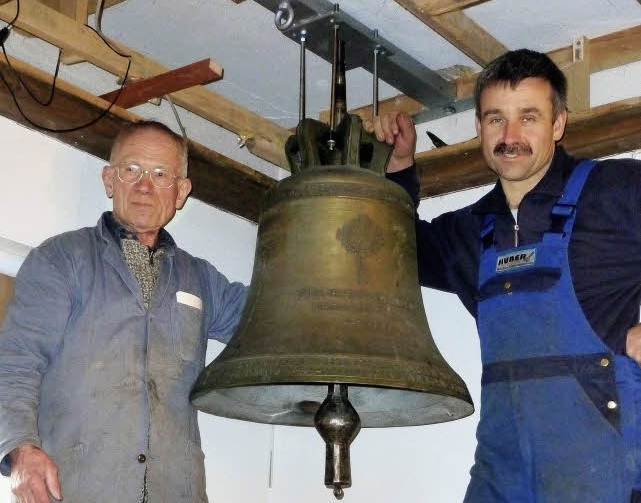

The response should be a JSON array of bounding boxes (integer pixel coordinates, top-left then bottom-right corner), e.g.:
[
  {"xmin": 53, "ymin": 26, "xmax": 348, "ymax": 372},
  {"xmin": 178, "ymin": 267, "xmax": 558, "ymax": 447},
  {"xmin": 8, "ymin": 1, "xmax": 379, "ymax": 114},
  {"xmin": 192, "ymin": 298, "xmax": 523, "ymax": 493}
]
[{"xmin": 0, "ymin": 213, "xmax": 247, "ymax": 502}]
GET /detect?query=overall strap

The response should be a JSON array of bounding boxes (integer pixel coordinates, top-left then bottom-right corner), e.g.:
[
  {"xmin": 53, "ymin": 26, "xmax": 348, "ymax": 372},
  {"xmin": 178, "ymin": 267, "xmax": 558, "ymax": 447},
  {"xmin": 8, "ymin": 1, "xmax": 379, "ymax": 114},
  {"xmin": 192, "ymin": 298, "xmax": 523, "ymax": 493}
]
[
  {"xmin": 549, "ymin": 159, "xmax": 597, "ymax": 235},
  {"xmin": 480, "ymin": 214, "xmax": 496, "ymax": 251}
]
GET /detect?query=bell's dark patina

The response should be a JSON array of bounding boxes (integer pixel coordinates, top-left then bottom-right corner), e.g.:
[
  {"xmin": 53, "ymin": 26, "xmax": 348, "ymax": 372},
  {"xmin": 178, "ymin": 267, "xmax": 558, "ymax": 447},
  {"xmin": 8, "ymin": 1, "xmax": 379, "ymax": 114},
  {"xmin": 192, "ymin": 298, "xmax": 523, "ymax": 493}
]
[{"xmin": 191, "ymin": 23, "xmax": 473, "ymax": 500}]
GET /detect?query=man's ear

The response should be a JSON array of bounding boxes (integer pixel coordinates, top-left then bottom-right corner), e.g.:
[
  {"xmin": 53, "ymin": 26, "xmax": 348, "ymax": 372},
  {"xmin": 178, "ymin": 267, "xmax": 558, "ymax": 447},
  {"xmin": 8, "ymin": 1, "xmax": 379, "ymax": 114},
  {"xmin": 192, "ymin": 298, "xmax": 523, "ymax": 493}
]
[
  {"xmin": 102, "ymin": 165, "xmax": 115, "ymax": 198},
  {"xmin": 553, "ymin": 109, "xmax": 568, "ymax": 142},
  {"xmin": 475, "ymin": 115, "xmax": 482, "ymax": 141},
  {"xmin": 175, "ymin": 178, "xmax": 192, "ymax": 210}
]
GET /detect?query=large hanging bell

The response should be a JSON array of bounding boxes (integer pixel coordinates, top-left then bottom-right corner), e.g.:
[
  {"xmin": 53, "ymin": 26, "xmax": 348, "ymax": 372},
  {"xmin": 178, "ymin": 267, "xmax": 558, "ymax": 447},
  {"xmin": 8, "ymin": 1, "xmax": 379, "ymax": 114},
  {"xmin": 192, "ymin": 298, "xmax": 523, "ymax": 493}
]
[
  {"xmin": 191, "ymin": 162, "xmax": 473, "ymax": 426},
  {"xmin": 191, "ymin": 108, "xmax": 473, "ymax": 498}
]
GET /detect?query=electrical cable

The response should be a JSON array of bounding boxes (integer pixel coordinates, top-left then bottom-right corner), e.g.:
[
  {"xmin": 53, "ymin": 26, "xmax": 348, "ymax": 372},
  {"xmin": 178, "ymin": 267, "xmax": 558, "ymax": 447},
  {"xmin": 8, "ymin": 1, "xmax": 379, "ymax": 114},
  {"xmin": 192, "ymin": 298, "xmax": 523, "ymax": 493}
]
[
  {"xmin": 1, "ymin": 43, "xmax": 61, "ymax": 106},
  {"xmin": 0, "ymin": 0, "xmax": 134, "ymax": 133}
]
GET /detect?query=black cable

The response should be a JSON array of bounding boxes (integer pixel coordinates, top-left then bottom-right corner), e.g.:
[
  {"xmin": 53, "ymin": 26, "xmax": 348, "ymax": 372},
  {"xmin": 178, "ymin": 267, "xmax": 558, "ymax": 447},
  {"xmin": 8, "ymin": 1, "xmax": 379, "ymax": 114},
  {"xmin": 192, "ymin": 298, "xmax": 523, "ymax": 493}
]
[
  {"xmin": 2, "ymin": 43, "xmax": 60, "ymax": 106},
  {"xmin": 0, "ymin": 0, "xmax": 134, "ymax": 133},
  {"xmin": 5, "ymin": 0, "xmax": 19, "ymax": 28},
  {"xmin": 0, "ymin": 57, "xmax": 131, "ymax": 133}
]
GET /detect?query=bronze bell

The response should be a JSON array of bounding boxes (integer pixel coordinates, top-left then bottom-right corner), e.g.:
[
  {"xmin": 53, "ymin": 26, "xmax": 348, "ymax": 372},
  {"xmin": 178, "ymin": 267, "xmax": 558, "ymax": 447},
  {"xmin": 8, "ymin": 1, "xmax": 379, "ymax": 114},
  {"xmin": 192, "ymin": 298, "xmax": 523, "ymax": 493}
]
[
  {"xmin": 191, "ymin": 26, "xmax": 473, "ymax": 500},
  {"xmin": 191, "ymin": 150, "xmax": 474, "ymax": 498}
]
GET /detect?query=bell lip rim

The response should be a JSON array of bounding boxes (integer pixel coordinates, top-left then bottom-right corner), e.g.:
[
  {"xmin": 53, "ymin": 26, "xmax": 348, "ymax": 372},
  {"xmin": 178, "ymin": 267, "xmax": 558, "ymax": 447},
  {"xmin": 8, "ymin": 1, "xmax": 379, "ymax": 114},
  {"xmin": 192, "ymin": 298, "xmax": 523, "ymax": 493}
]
[
  {"xmin": 190, "ymin": 379, "xmax": 473, "ymax": 405},
  {"xmin": 189, "ymin": 387, "xmax": 475, "ymax": 427}
]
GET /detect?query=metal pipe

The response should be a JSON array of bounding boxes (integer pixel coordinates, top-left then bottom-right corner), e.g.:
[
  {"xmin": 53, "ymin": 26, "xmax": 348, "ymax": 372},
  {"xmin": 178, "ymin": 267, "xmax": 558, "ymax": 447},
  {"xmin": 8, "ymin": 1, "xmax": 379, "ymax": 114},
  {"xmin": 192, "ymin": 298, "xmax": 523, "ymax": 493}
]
[
  {"xmin": 328, "ymin": 22, "xmax": 340, "ymax": 150},
  {"xmin": 299, "ymin": 30, "xmax": 307, "ymax": 121},
  {"xmin": 372, "ymin": 30, "xmax": 380, "ymax": 118}
]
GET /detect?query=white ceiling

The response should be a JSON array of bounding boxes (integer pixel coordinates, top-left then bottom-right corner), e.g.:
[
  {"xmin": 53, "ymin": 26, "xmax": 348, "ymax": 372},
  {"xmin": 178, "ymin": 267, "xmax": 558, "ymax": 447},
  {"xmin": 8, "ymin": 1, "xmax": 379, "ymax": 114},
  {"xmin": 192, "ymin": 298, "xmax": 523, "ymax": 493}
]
[{"xmin": 3, "ymin": 0, "xmax": 641, "ymax": 177}]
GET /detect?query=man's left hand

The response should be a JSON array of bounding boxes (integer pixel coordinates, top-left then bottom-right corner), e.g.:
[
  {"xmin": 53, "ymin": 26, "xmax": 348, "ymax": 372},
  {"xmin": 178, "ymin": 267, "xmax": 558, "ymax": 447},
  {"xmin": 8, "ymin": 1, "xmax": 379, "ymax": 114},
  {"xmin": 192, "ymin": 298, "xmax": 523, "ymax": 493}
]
[{"xmin": 625, "ymin": 323, "xmax": 641, "ymax": 365}]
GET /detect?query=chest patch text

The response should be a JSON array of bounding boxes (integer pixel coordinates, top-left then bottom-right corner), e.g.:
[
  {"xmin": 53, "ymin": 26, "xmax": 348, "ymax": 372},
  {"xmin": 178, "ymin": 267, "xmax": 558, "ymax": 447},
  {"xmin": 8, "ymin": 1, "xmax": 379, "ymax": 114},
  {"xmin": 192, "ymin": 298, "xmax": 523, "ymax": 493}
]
[{"xmin": 496, "ymin": 248, "xmax": 536, "ymax": 272}]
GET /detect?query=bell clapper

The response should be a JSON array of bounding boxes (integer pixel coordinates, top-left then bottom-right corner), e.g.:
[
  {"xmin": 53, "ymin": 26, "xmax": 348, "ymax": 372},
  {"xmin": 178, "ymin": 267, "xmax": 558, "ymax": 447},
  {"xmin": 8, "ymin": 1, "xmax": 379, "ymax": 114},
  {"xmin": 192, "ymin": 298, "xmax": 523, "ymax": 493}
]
[{"xmin": 314, "ymin": 384, "xmax": 361, "ymax": 499}]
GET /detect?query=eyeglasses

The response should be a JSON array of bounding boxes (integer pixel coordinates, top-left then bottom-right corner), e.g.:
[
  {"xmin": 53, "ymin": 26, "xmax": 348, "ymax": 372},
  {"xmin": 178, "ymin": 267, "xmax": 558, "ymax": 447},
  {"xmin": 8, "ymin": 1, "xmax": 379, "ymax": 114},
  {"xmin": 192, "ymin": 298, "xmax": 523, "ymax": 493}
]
[{"xmin": 114, "ymin": 164, "xmax": 182, "ymax": 189}]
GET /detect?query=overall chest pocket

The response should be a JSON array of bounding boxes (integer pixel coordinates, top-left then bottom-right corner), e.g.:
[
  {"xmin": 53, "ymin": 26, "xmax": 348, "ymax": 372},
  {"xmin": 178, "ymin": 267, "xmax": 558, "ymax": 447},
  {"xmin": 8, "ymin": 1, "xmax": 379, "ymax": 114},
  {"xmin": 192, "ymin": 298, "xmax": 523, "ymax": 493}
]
[
  {"xmin": 478, "ymin": 267, "xmax": 561, "ymax": 301},
  {"xmin": 173, "ymin": 301, "xmax": 204, "ymax": 362}
]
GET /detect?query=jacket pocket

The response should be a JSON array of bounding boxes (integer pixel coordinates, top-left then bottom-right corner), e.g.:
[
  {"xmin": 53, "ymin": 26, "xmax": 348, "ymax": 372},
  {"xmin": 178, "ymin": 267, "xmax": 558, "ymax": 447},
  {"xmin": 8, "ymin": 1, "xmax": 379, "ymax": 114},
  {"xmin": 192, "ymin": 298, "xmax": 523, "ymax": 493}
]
[{"xmin": 173, "ymin": 303, "xmax": 204, "ymax": 362}]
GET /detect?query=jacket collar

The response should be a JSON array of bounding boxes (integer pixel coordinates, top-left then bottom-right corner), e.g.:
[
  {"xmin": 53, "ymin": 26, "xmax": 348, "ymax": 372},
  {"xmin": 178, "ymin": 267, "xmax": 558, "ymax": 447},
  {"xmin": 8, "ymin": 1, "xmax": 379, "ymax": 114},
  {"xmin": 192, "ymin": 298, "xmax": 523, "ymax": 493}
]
[
  {"xmin": 471, "ymin": 145, "xmax": 578, "ymax": 215},
  {"xmin": 98, "ymin": 211, "xmax": 177, "ymax": 256}
]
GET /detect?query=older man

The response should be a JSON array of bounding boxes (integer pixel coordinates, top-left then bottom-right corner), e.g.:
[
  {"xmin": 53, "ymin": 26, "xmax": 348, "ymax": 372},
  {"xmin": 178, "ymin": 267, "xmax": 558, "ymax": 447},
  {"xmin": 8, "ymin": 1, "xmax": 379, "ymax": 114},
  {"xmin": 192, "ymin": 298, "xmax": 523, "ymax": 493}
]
[{"xmin": 0, "ymin": 121, "xmax": 247, "ymax": 502}]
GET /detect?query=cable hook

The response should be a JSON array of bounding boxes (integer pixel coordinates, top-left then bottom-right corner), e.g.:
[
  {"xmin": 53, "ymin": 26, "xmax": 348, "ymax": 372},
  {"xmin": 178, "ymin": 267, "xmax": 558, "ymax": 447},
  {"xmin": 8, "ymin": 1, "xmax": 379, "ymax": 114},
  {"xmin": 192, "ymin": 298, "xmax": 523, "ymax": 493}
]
[{"xmin": 275, "ymin": 1, "xmax": 294, "ymax": 31}]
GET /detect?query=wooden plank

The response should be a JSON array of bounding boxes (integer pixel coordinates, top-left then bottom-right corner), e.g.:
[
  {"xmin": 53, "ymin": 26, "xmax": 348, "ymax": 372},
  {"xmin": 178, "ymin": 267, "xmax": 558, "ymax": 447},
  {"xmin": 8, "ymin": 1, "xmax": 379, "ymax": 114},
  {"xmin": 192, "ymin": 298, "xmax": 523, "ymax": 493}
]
[
  {"xmin": 424, "ymin": 10, "xmax": 507, "ymax": 66},
  {"xmin": 394, "ymin": 0, "xmax": 491, "ymax": 16},
  {"xmin": 0, "ymin": 0, "xmax": 291, "ymax": 170},
  {"xmin": 393, "ymin": 1, "xmax": 506, "ymax": 65},
  {"xmin": 87, "ymin": 0, "xmax": 128, "ymax": 14},
  {"xmin": 36, "ymin": 0, "xmax": 90, "ymax": 64},
  {"xmin": 455, "ymin": 24, "xmax": 641, "ymax": 100},
  {"xmin": 319, "ymin": 94, "xmax": 424, "ymax": 124},
  {"xmin": 563, "ymin": 36, "xmax": 590, "ymax": 113},
  {"xmin": 340, "ymin": 24, "xmax": 641, "ymax": 118},
  {"xmin": 99, "ymin": 58, "xmax": 223, "ymax": 109},
  {"xmin": 0, "ymin": 274, "xmax": 14, "ymax": 323},
  {"xmin": 415, "ymin": 97, "xmax": 641, "ymax": 198},
  {"xmin": 548, "ymin": 24, "xmax": 641, "ymax": 74},
  {"xmin": 0, "ymin": 53, "xmax": 274, "ymax": 222},
  {"xmin": 37, "ymin": 0, "xmax": 89, "ymax": 20}
]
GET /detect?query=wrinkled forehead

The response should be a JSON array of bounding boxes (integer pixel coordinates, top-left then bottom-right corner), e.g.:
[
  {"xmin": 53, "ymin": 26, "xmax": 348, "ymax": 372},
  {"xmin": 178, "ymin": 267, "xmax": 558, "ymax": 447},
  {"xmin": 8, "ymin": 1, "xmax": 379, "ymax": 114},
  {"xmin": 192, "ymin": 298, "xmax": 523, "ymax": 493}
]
[
  {"xmin": 111, "ymin": 129, "xmax": 186, "ymax": 174},
  {"xmin": 478, "ymin": 78, "xmax": 555, "ymax": 111}
]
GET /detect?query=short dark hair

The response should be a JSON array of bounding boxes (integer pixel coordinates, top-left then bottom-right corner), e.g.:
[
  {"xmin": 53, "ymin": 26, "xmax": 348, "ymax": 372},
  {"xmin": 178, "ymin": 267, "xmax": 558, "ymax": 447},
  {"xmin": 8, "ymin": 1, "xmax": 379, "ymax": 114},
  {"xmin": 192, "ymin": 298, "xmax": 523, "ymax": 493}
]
[
  {"xmin": 109, "ymin": 120, "xmax": 189, "ymax": 177},
  {"xmin": 474, "ymin": 49, "xmax": 567, "ymax": 118}
]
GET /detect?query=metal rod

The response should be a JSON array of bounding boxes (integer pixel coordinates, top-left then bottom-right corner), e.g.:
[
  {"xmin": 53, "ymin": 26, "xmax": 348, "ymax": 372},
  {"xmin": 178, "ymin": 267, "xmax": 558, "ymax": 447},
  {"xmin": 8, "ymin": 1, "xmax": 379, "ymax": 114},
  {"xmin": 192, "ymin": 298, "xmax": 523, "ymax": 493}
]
[
  {"xmin": 299, "ymin": 30, "xmax": 307, "ymax": 121},
  {"xmin": 372, "ymin": 30, "xmax": 380, "ymax": 118},
  {"xmin": 328, "ymin": 22, "xmax": 340, "ymax": 147}
]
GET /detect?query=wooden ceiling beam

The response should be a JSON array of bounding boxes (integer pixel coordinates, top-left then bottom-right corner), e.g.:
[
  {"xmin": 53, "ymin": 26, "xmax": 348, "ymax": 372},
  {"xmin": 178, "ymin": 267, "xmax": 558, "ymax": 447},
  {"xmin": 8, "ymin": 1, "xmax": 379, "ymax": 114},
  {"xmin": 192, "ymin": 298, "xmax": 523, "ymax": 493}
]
[
  {"xmin": 0, "ymin": 53, "xmax": 274, "ymax": 222},
  {"xmin": 343, "ymin": 23, "xmax": 641, "ymax": 124},
  {"xmin": 36, "ymin": 0, "xmax": 90, "ymax": 64},
  {"xmin": 563, "ymin": 36, "xmax": 590, "ymax": 113},
  {"xmin": 394, "ymin": 0, "xmax": 505, "ymax": 66},
  {"xmin": 87, "ymin": 0, "xmax": 128, "ymax": 14},
  {"xmin": 99, "ymin": 58, "xmax": 223, "ymax": 109},
  {"xmin": 455, "ymin": 23, "xmax": 641, "ymax": 99},
  {"xmin": 0, "ymin": 274, "xmax": 14, "ymax": 322},
  {"xmin": 423, "ymin": 10, "xmax": 507, "ymax": 66},
  {"xmin": 396, "ymin": 0, "xmax": 491, "ymax": 16},
  {"xmin": 0, "ymin": 0, "xmax": 291, "ymax": 170},
  {"xmin": 415, "ymin": 96, "xmax": 641, "ymax": 197}
]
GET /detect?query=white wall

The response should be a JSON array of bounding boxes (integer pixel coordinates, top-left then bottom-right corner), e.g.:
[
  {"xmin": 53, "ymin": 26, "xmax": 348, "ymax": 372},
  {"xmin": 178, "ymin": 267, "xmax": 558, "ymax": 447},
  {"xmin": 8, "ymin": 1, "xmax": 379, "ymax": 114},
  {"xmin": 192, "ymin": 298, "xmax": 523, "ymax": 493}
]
[{"xmin": 1, "ymin": 58, "xmax": 641, "ymax": 502}]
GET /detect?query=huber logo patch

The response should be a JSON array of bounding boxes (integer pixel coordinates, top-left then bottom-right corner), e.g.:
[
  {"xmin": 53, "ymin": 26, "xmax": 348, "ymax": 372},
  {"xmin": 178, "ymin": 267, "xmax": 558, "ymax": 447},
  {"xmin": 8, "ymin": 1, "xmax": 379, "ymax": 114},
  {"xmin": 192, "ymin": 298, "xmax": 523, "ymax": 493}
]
[{"xmin": 496, "ymin": 249, "xmax": 536, "ymax": 272}]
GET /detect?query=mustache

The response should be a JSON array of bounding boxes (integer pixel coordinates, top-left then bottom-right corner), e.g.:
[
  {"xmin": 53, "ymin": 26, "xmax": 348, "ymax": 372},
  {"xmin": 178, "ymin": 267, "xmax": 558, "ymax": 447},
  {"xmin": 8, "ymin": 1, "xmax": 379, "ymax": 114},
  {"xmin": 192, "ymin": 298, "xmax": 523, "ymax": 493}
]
[{"xmin": 493, "ymin": 143, "xmax": 532, "ymax": 155}]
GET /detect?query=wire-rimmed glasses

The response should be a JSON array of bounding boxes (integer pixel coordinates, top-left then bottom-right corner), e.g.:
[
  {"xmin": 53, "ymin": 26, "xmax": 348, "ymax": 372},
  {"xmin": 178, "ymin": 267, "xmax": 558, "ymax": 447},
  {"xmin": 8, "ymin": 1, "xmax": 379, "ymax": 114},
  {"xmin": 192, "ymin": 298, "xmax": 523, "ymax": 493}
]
[{"xmin": 114, "ymin": 164, "xmax": 181, "ymax": 189}]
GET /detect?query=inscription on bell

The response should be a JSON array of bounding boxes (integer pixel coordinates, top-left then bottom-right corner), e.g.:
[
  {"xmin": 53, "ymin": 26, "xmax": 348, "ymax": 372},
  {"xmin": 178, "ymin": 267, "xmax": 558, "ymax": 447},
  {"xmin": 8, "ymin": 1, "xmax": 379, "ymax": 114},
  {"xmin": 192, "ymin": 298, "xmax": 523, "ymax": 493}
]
[{"xmin": 296, "ymin": 286, "xmax": 417, "ymax": 313}]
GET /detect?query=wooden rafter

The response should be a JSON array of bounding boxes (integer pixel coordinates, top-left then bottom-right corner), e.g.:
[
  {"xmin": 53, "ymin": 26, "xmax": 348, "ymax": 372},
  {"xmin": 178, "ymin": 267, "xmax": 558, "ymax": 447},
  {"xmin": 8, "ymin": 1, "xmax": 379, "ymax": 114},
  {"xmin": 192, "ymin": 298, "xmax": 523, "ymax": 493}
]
[
  {"xmin": 454, "ymin": 24, "xmax": 641, "ymax": 99},
  {"xmin": 0, "ymin": 52, "xmax": 274, "ymax": 222},
  {"xmin": 397, "ymin": 0, "xmax": 491, "ymax": 16},
  {"xmin": 338, "ymin": 23, "xmax": 641, "ymax": 125},
  {"xmin": 0, "ymin": 273, "xmax": 14, "ymax": 322},
  {"xmin": 99, "ymin": 58, "xmax": 223, "ymax": 109},
  {"xmin": 87, "ymin": 0, "xmax": 129, "ymax": 14},
  {"xmin": 393, "ymin": 0, "xmax": 505, "ymax": 66},
  {"xmin": 0, "ymin": 0, "xmax": 291, "ymax": 170},
  {"xmin": 416, "ymin": 97, "xmax": 641, "ymax": 197},
  {"xmin": 0, "ymin": 0, "xmax": 638, "ymax": 222}
]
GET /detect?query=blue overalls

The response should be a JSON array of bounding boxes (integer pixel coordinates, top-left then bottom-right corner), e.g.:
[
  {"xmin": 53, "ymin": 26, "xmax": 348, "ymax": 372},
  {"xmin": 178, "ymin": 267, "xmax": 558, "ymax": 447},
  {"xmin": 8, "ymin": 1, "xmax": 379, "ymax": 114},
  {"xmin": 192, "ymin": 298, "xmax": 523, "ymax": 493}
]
[{"xmin": 465, "ymin": 160, "xmax": 641, "ymax": 502}]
